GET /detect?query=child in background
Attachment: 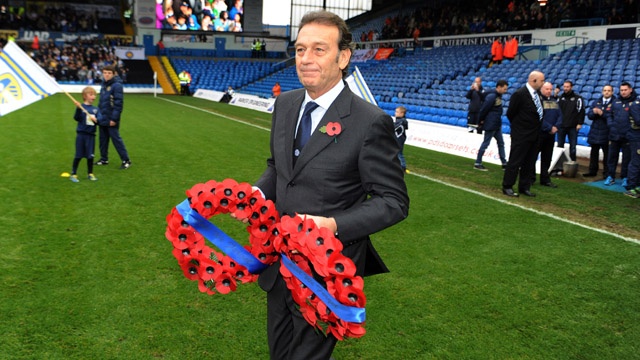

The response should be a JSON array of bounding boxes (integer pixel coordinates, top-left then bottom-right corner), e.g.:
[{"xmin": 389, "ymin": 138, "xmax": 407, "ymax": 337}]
[
  {"xmin": 394, "ymin": 106, "xmax": 409, "ymax": 173},
  {"xmin": 70, "ymin": 87, "xmax": 100, "ymax": 183}
]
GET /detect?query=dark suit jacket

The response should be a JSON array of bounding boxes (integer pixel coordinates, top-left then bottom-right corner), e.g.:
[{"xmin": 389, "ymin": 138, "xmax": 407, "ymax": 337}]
[
  {"xmin": 506, "ymin": 85, "xmax": 542, "ymax": 142},
  {"xmin": 255, "ymin": 85, "xmax": 409, "ymax": 291}
]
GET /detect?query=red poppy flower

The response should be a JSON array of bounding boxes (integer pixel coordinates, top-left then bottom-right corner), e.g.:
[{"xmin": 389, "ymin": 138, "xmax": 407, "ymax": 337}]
[
  {"xmin": 344, "ymin": 321, "xmax": 366, "ymax": 338},
  {"xmin": 180, "ymin": 259, "xmax": 200, "ymax": 281},
  {"xmin": 197, "ymin": 256, "xmax": 221, "ymax": 281},
  {"xmin": 198, "ymin": 279, "xmax": 216, "ymax": 295},
  {"xmin": 190, "ymin": 190, "xmax": 221, "ymax": 218},
  {"xmin": 326, "ymin": 122, "xmax": 342, "ymax": 136},
  {"xmin": 172, "ymin": 247, "xmax": 193, "ymax": 263},
  {"xmin": 186, "ymin": 182, "xmax": 210, "ymax": 200},
  {"xmin": 327, "ymin": 251, "xmax": 356, "ymax": 277},
  {"xmin": 214, "ymin": 272, "xmax": 237, "ymax": 294}
]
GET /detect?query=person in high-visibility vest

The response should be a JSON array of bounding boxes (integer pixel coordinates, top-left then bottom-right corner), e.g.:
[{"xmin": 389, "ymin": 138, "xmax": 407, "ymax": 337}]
[{"xmin": 178, "ymin": 70, "xmax": 191, "ymax": 95}]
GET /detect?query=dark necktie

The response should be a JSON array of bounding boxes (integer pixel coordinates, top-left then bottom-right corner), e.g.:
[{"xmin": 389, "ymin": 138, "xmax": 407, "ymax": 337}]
[
  {"xmin": 293, "ymin": 101, "xmax": 319, "ymax": 164},
  {"xmin": 533, "ymin": 92, "xmax": 543, "ymax": 120}
]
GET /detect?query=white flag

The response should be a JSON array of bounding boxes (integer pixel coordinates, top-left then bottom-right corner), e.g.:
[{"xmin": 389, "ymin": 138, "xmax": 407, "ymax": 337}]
[
  {"xmin": 0, "ymin": 41, "xmax": 61, "ymax": 116},
  {"xmin": 346, "ymin": 66, "xmax": 377, "ymax": 106}
]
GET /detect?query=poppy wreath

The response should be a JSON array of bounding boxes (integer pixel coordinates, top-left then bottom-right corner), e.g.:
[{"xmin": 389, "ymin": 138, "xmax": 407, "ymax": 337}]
[{"xmin": 165, "ymin": 178, "xmax": 367, "ymax": 340}]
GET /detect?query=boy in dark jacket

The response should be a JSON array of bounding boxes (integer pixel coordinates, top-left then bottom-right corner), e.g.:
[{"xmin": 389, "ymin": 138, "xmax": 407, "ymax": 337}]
[
  {"xmin": 394, "ymin": 106, "xmax": 409, "ymax": 172},
  {"xmin": 95, "ymin": 65, "xmax": 131, "ymax": 169}
]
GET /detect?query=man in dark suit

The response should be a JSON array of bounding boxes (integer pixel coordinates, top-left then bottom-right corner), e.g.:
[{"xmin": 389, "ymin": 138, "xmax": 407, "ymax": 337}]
[
  {"xmin": 502, "ymin": 70, "xmax": 545, "ymax": 197},
  {"xmin": 254, "ymin": 10, "xmax": 409, "ymax": 360}
]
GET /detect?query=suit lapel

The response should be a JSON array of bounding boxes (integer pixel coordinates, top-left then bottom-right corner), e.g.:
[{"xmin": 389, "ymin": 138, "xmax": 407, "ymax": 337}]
[{"xmin": 292, "ymin": 87, "xmax": 352, "ymax": 175}]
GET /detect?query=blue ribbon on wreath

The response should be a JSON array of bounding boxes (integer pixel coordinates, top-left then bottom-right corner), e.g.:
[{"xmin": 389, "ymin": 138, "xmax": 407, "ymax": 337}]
[
  {"xmin": 176, "ymin": 199, "xmax": 268, "ymax": 274},
  {"xmin": 281, "ymin": 254, "xmax": 366, "ymax": 323},
  {"xmin": 175, "ymin": 199, "xmax": 366, "ymax": 324}
]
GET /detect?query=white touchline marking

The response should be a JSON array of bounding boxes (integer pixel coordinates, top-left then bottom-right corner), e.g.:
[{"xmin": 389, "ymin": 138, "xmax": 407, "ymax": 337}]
[
  {"xmin": 411, "ymin": 172, "xmax": 640, "ymax": 245},
  {"xmin": 161, "ymin": 96, "xmax": 640, "ymax": 246},
  {"xmin": 159, "ymin": 97, "xmax": 271, "ymax": 131}
]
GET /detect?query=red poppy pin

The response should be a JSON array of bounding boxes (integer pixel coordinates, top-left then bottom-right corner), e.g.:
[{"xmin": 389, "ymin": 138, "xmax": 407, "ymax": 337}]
[{"xmin": 319, "ymin": 122, "xmax": 342, "ymax": 142}]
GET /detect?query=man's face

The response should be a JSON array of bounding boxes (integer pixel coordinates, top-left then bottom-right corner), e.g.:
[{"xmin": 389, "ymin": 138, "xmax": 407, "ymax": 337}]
[
  {"xmin": 102, "ymin": 70, "xmax": 114, "ymax": 82},
  {"xmin": 563, "ymin": 82, "xmax": 572, "ymax": 93},
  {"xmin": 541, "ymin": 83, "xmax": 552, "ymax": 97},
  {"xmin": 620, "ymin": 85, "xmax": 632, "ymax": 98},
  {"xmin": 602, "ymin": 86, "xmax": 613, "ymax": 99},
  {"xmin": 295, "ymin": 22, "xmax": 350, "ymax": 99},
  {"xmin": 496, "ymin": 84, "xmax": 508, "ymax": 95},
  {"xmin": 395, "ymin": 108, "xmax": 405, "ymax": 117},
  {"xmin": 531, "ymin": 73, "xmax": 545, "ymax": 91}
]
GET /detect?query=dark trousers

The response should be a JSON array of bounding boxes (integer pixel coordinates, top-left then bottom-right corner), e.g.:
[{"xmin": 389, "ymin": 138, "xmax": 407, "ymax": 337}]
[
  {"xmin": 557, "ymin": 126, "xmax": 578, "ymax": 161},
  {"xmin": 627, "ymin": 138, "xmax": 640, "ymax": 189},
  {"xmin": 467, "ymin": 112, "xmax": 479, "ymax": 127},
  {"xmin": 587, "ymin": 143, "xmax": 609, "ymax": 178},
  {"xmin": 98, "ymin": 125, "xmax": 129, "ymax": 162},
  {"xmin": 266, "ymin": 270, "xmax": 337, "ymax": 360},
  {"xmin": 607, "ymin": 139, "xmax": 630, "ymax": 179},
  {"xmin": 503, "ymin": 136, "xmax": 539, "ymax": 191},
  {"xmin": 538, "ymin": 132, "xmax": 555, "ymax": 184}
]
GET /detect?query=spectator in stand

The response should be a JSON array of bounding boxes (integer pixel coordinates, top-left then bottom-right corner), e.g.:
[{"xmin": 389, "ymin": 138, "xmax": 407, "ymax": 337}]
[
  {"xmin": 188, "ymin": 15, "xmax": 201, "ymax": 30},
  {"xmin": 503, "ymin": 35, "xmax": 518, "ymax": 60},
  {"xmin": 490, "ymin": 37, "xmax": 503, "ymax": 66},
  {"xmin": 465, "ymin": 77, "xmax": 484, "ymax": 133},
  {"xmin": 537, "ymin": 82, "xmax": 562, "ymax": 188},
  {"xmin": 156, "ymin": 0, "xmax": 165, "ymax": 29},
  {"xmin": 229, "ymin": 0, "xmax": 243, "ymax": 20},
  {"xmin": 473, "ymin": 79, "xmax": 509, "ymax": 172},
  {"xmin": 231, "ymin": 13, "xmax": 242, "ymax": 32},
  {"xmin": 583, "ymin": 85, "xmax": 613, "ymax": 178},
  {"xmin": 213, "ymin": 0, "xmax": 227, "ymax": 13},
  {"xmin": 175, "ymin": 15, "xmax": 188, "ymax": 30},
  {"xmin": 557, "ymin": 80, "xmax": 585, "ymax": 162},
  {"xmin": 271, "ymin": 82, "xmax": 281, "ymax": 98},
  {"xmin": 604, "ymin": 81, "xmax": 635, "ymax": 187}
]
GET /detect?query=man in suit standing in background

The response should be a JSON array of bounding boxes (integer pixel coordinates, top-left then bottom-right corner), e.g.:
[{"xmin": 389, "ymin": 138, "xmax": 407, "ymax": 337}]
[
  {"xmin": 502, "ymin": 70, "xmax": 545, "ymax": 197},
  {"xmin": 254, "ymin": 10, "xmax": 409, "ymax": 360}
]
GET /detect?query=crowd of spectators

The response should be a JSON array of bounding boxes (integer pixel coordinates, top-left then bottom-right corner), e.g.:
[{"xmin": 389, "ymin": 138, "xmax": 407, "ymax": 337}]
[
  {"xmin": 0, "ymin": 4, "xmax": 100, "ymax": 32},
  {"xmin": 158, "ymin": 0, "xmax": 244, "ymax": 33},
  {"xmin": 364, "ymin": 0, "xmax": 638, "ymax": 41},
  {"xmin": 19, "ymin": 39, "xmax": 128, "ymax": 84}
]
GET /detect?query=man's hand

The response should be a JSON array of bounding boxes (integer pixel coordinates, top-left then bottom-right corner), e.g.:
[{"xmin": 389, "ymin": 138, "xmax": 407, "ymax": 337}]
[
  {"xmin": 593, "ymin": 107, "xmax": 603, "ymax": 116},
  {"xmin": 300, "ymin": 214, "xmax": 337, "ymax": 234},
  {"xmin": 550, "ymin": 126, "xmax": 558, "ymax": 134},
  {"xmin": 109, "ymin": 120, "xmax": 117, "ymax": 126}
]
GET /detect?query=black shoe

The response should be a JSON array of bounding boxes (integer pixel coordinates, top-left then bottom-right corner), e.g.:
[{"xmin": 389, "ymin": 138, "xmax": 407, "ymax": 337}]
[
  {"xmin": 541, "ymin": 182, "xmax": 558, "ymax": 188},
  {"xmin": 120, "ymin": 160, "xmax": 131, "ymax": 169},
  {"xmin": 582, "ymin": 173, "xmax": 597, "ymax": 177},
  {"xmin": 95, "ymin": 160, "xmax": 109, "ymax": 165},
  {"xmin": 502, "ymin": 188, "xmax": 519, "ymax": 197},
  {"xmin": 520, "ymin": 190, "xmax": 536, "ymax": 197}
]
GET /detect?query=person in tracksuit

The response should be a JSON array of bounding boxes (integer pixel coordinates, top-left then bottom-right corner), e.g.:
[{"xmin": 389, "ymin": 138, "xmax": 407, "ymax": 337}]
[
  {"xmin": 95, "ymin": 65, "xmax": 131, "ymax": 169},
  {"xmin": 604, "ymin": 81, "xmax": 636, "ymax": 187}
]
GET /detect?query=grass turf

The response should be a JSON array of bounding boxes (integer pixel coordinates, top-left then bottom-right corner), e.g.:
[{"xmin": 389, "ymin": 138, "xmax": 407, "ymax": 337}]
[{"xmin": 0, "ymin": 94, "xmax": 638, "ymax": 359}]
